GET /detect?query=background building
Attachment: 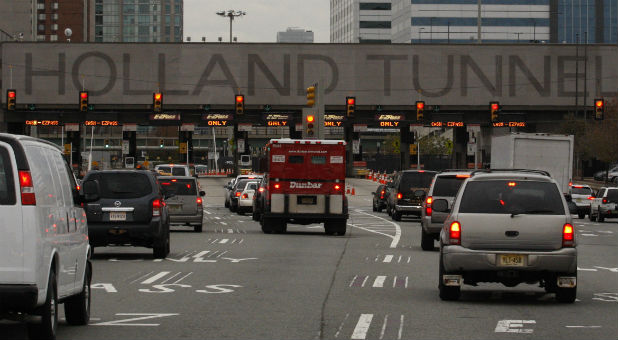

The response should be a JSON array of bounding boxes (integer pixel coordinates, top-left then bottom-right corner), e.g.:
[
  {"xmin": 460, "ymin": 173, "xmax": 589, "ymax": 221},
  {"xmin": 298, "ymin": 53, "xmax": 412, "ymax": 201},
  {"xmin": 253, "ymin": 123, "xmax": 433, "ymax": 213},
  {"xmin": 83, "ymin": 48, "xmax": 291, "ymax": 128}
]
[
  {"xmin": 0, "ymin": 0, "xmax": 34, "ymax": 41},
  {"xmin": 555, "ymin": 0, "xmax": 618, "ymax": 43},
  {"xmin": 277, "ymin": 27, "xmax": 314, "ymax": 43},
  {"xmin": 90, "ymin": 0, "xmax": 183, "ymax": 42},
  {"xmin": 331, "ymin": 0, "xmax": 392, "ymax": 43}
]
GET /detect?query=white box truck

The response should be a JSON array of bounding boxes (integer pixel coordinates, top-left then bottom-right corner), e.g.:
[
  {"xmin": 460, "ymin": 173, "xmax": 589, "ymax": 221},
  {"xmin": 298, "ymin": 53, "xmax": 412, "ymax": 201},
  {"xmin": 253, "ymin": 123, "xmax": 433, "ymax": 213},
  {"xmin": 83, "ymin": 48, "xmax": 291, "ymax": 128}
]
[{"xmin": 490, "ymin": 133, "xmax": 574, "ymax": 193}]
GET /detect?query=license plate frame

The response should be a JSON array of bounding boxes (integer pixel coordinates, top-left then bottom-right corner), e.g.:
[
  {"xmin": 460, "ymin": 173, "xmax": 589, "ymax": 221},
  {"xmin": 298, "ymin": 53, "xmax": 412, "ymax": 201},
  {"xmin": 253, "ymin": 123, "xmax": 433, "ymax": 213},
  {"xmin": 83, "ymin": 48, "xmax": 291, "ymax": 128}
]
[
  {"xmin": 498, "ymin": 254, "xmax": 525, "ymax": 267},
  {"xmin": 109, "ymin": 211, "xmax": 126, "ymax": 221},
  {"xmin": 168, "ymin": 204, "xmax": 182, "ymax": 213},
  {"xmin": 297, "ymin": 196, "xmax": 317, "ymax": 205}
]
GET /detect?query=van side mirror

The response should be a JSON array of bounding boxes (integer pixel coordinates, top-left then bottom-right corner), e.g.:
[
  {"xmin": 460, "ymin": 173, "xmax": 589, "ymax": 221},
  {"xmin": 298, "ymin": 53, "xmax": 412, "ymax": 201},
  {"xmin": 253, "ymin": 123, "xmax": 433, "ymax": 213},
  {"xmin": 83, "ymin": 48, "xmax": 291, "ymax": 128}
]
[
  {"xmin": 199, "ymin": 191, "xmax": 205, "ymax": 197},
  {"xmin": 432, "ymin": 199, "xmax": 450, "ymax": 213},
  {"xmin": 82, "ymin": 180, "xmax": 100, "ymax": 202}
]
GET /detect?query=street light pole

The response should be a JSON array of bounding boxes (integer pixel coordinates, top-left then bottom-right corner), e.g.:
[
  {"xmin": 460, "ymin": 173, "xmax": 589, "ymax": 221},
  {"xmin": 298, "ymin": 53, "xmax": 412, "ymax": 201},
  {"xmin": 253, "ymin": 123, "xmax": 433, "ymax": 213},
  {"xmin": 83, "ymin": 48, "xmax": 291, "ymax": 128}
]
[{"xmin": 216, "ymin": 10, "xmax": 246, "ymax": 43}]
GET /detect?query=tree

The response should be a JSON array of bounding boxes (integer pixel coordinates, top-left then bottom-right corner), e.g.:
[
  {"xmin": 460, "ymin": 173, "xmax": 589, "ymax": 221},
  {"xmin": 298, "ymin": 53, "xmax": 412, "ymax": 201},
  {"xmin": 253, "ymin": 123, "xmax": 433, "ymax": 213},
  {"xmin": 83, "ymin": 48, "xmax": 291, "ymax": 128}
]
[{"xmin": 418, "ymin": 134, "xmax": 452, "ymax": 155}]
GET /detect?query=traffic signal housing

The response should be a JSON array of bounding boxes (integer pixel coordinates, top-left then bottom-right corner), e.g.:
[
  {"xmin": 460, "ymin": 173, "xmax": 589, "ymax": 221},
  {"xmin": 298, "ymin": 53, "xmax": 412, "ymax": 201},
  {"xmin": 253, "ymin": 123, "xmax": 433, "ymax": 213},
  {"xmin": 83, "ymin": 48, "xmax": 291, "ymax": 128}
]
[
  {"xmin": 306, "ymin": 114, "xmax": 315, "ymax": 137},
  {"xmin": 490, "ymin": 101, "xmax": 500, "ymax": 122},
  {"xmin": 6, "ymin": 89, "xmax": 16, "ymax": 111},
  {"xmin": 235, "ymin": 95, "xmax": 245, "ymax": 115},
  {"xmin": 306, "ymin": 86, "xmax": 316, "ymax": 107},
  {"xmin": 79, "ymin": 91, "xmax": 89, "ymax": 112},
  {"xmin": 594, "ymin": 98, "xmax": 604, "ymax": 120},
  {"xmin": 416, "ymin": 101, "xmax": 425, "ymax": 121},
  {"xmin": 104, "ymin": 139, "xmax": 110, "ymax": 148},
  {"xmin": 159, "ymin": 139, "xmax": 164, "ymax": 148},
  {"xmin": 346, "ymin": 97, "xmax": 355, "ymax": 117},
  {"xmin": 153, "ymin": 92, "xmax": 163, "ymax": 113}
]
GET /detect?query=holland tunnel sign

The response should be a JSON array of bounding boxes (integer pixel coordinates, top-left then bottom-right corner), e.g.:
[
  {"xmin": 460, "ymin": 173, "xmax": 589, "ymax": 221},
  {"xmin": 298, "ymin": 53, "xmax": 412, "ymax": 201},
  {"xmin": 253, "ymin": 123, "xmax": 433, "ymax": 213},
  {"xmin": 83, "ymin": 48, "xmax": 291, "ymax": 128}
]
[{"xmin": 1, "ymin": 42, "xmax": 617, "ymax": 107}]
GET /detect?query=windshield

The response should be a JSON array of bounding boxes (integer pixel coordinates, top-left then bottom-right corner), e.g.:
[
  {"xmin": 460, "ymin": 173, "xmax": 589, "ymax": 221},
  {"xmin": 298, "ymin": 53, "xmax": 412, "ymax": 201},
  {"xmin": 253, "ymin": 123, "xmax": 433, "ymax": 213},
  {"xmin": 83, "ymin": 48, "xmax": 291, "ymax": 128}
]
[
  {"xmin": 159, "ymin": 178, "xmax": 197, "ymax": 195},
  {"xmin": 171, "ymin": 167, "xmax": 187, "ymax": 176},
  {"xmin": 432, "ymin": 176, "xmax": 468, "ymax": 197},
  {"xmin": 607, "ymin": 189, "xmax": 618, "ymax": 203},
  {"xmin": 399, "ymin": 172, "xmax": 435, "ymax": 193},
  {"xmin": 90, "ymin": 172, "xmax": 152, "ymax": 199},
  {"xmin": 459, "ymin": 180, "xmax": 565, "ymax": 215},
  {"xmin": 571, "ymin": 187, "xmax": 592, "ymax": 195}
]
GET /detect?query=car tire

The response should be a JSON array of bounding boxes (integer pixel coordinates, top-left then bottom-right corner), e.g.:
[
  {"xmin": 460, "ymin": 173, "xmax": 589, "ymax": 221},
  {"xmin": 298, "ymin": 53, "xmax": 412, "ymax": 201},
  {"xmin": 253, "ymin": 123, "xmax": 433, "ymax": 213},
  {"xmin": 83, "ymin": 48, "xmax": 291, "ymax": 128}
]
[
  {"xmin": 392, "ymin": 211, "xmax": 402, "ymax": 221},
  {"xmin": 153, "ymin": 228, "xmax": 170, "ymax": 259},
  {"xmin": 230, "ymin": 204, "xmax": 237, "ymax": 213},
  {"xmin": 261, "ymin": 218, "xmax": 273, "ymax": 234},
  {"xmin": 65, "ymin": 261, "xmax": 91, "ymax": 326},
  {"xmin": 577, "ymin": 212, "xmax": 585, "ymax": 219},
  {"xmin": 372, "ymin": 203, "xmax": 377, "ymax": 212},
  {"xmin": 325, "ymin": 220, "xmax": 347, "ymax": 236},
  {"xmin": 194, "ymin": 223, "xmax": 203, "ymax": 233},
  {"xmin": 597, "ymin": 209, "xmax": 605, "ymax": 222},
  {"xmin": 421, "ymin": 229, "xmax": 434, "ymax": 251},
  {"xmin": 589, "ymin": 211, "xmax": 595, "ymax": 221},
  {"xmin": 273, "ymin": 220, "xmax": 287, "ymax": 234},
  {"xmin": 387, "ymin": 205, "xmax": 392, "ymax": 216},
  {"xmin": 376, "ymin": 206, "xmax": 383, "ymax": 213},
  {"xmin": 438, "ymin": 255, "xmax": 460, "ymax": 301},
  {"xmin": 28, "ymin": 270, "xmax": 58, "ymax": 340},
  {"xmin": 252, "ymin": 211, "xmax": 258, "ymax": 221},
  {"xmin": 224, "ymin": 200, "xmax": 229, "ymax": 208},
  {"xmin": 555, "ymin": 274, "xmax": 577, "ymax": 303}
]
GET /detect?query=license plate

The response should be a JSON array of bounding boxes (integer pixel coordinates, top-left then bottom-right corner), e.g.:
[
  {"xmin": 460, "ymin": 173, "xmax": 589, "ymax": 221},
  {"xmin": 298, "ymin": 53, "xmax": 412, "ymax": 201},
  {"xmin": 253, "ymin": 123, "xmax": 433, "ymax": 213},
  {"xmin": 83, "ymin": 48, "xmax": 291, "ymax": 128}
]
[
  {"xmin": 109, "ymin": 211, "xmax": 126, "ymax": 221},
  {"xmin": 169, "ymin": 205, "xmax": 182, "ymax": 213},
  {"xmin": 298, "ymin": 196, "xmax": 317, "ymax": 205},
  {"xmin": 498, "ymin": 254, "xmax": 525, "ymax": 267}
]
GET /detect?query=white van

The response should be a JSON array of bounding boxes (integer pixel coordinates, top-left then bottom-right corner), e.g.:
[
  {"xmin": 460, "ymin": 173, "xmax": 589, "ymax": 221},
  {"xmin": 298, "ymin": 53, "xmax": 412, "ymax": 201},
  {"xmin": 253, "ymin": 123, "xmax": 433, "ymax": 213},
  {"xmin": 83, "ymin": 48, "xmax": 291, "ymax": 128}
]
[{"xmin": 0, "ymin": 134, "xmax": 92, "ymax": 339}]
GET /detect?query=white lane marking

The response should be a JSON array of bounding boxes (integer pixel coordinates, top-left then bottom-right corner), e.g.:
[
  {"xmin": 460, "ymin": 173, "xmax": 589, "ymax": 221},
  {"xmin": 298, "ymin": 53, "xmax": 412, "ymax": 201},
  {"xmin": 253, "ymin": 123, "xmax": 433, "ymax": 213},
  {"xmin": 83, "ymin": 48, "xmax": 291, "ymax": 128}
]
[
  {"xmin": 407, "ymin": 257, "xmax": 411, "ymax": 263},
  {"xmin": 392, "ymin": 276, "xmax": 397, "ymax": 288},
  {"xmin": 159, "ymin": 272, "xmax": 182, "ymax": 284},
  {"xmin": 141, "ymin": 272, "xmax": 170, "ymax": 285},
  {"xmin": 220, "ymin": 222, "xmax": 228, "ymax": 226},
  {"xmin": 582, "ymin": 233, "xmax": 598, "ymax": 237},
  {"xmin": 174, "ymin": 272, "xmax": 193, "ymax": 284},
  {"xmin": 349, "ymin": 276, "xmax": 358, "ymax": 288},
  {"xmin": 239, "ymin": 239, "xmax": 244, "ymax": 244},
  {"xmin": 351, "ymin": 314, "xmax": 373, "ymax": 339},
  {"xmin": 216, "ymin": 251, "xmax": 228, "ymax": 258},
  {"xmin": 129, "ymin": 271, "xmax": 154, "ymax": 284},
  {"xmin": 405, "ymin": 277, "xmax": 408, "ymax": 289},
  {"xmin": 578, "ymin": 267, "xmax": 598, "ymax": 271},
  {"xmin": 204, "ymin": 210, "xmax": 211, "ymax": 215},
  {"xmin": 595, "ymin": 266, "xmax": 618, "ymax": 272},
  {"xmin": 373, "ymin": 276, "xmax": 386, "ymax": 288},
  {"xmin": 227, "ymin": 229, "xmax": 234, "ymax": 233},
  {"xmin": 351, "ymin": 210, "xmax": 401, "ymax": 248},
  {"xmin": 495, "ymin": 320, "xmax": 535, "ymax": 333},
  {"xmin": 92, "ymin": 313, "xmax": 179, "ymax": 327},
  {"xmin": 91, "ymin": 283, "xmax": 118, "ymax": 293},
  {"xmin": 379, "ymin": 315, "xmax": 388, "ymax": 340},
  {"xmin": 383, "ymin": 255, "xmax": 393, "ymax": 263},
  {"xmin": 397, "ymin": 315, "xmax": 404, "ymax": 340},
  {"xmin": 153, "ymin": 259, "xmax": 163, "ymax": 262},
  {"xmin": 214, "ymin": 216, "xmax": 221, "ymax": 220},
  {"xmin": 334, "ymin": 313, "xmax": 349, "ymax": 338},
  {"xmin": 565, "ymin": 326, "xmax": 602, "ymax": 328},
  {"xmin": 361, "ymin": 276, "xmax": 369, "ymax": 287},
  {"xmin": 219, "ymin": 239, "xmax": 229, "ymax": 244}
]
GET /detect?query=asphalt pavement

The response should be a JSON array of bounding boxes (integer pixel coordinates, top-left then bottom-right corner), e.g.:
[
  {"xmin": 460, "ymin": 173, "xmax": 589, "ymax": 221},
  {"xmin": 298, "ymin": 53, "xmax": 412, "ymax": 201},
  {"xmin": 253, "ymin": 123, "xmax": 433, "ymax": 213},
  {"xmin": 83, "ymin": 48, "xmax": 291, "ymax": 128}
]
[{"xmin": 2, "ymin": 177, "xmax": 617, "ymax": 340}]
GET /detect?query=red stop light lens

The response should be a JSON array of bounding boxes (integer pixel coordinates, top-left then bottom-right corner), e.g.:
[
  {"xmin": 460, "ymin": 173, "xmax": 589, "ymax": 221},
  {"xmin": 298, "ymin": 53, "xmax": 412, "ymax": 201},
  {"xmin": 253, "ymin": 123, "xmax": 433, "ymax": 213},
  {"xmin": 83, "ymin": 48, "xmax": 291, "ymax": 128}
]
[
  {"xmin": 8, "ymin": 91, "xmax": 16, "ymax": 99},
  {"xmin": 80, "ymin": 92, "xmax": 88, "ymax": 99},
  {"xmin": 347, "ymin": 98, "xmax": 355, "ymax": 105},
  {"xmin": 154, "ymin": 93, "xmax": 162, "ymax": 100},
  {"xmin": 491, "ymin": 103, "xmax": 499, "ymax": 110},
  {"xmin": 416, "ymin": 101, "xmax": 425, "ymax": 110},
  {"xmin": 236, "ymin": 95, "xmax": 244, "ymax": 103},
  {"xmin": 306, "ymin": 115, "xmax": 315, "ymax": 123},
  {"xmin": 595, "ymin": 100, "xmax": 603, "ymax": 108}
]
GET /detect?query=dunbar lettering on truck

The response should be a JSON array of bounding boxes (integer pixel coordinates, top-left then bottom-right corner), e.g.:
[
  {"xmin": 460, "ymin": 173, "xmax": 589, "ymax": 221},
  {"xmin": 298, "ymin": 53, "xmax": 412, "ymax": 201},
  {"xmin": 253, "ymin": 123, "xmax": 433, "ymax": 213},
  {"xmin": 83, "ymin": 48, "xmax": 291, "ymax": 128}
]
[{"xmin": 260, "ymin": 139, "xmax": 348, "ymax": 235}]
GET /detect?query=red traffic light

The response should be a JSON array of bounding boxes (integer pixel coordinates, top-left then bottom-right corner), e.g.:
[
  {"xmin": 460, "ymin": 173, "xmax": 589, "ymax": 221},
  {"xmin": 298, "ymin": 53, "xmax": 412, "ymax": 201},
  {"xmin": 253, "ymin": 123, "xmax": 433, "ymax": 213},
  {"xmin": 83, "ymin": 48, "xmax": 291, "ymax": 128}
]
[
  {"xmin": 306, "ymin": 115, "xmax": 315, "ymax": 123},
  {"xmin": 491, "ymin": 103, "xmax": 499, "ymax": 111},
  {"xmin": 80, "ymin": 91, "xmax": 88, "ymax": 99},
  {"xmin": 347, "ymin": 97, "xmax": 355, "ymax": 106},
  {"xmin": 595, "ymin": 99, "xmax": 604, "ymax": 108},
  {"xmin": 8, "ymin": 91, "xmax": 16, "ymax": 99},
  {"xmin": 236, "ymin": 95, "xmax": 244, "ymax": 103},
  {"xmin": 416, "ymin": 101, "xmax": 425, "ymax": 110},
  {"xmin": 154, "ymin": 93, "xmax": 162, "ymax": 101}
]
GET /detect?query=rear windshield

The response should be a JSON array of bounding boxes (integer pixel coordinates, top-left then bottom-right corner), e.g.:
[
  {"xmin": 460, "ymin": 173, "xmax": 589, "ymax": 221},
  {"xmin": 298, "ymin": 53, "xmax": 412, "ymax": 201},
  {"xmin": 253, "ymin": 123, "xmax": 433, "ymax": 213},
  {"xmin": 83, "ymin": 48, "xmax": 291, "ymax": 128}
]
[
  {"xmin": 607, "ymin": 189, "xmax": 618, "ymax": 203},
  {"xmin": 159, "ymin": 179, "xmax": 197, "ymax": 195},
  {"xmin": 245, "ymin": 182, "xmax": 258, "ymax": 191},
  {"xmin": 234, "ymin": 179, "xmax": 251, "ymax": 191},
  {"xmin": 90, "ymin": 173, "xmax": 153, "ymax": 199},
  {"xmin": 171, "ymin": 167, "xmax": 186, "ymax": 176},
  {"xmin": 571, "ymin": 187, "xmax": 593, "ymax": 195},
  {"xmin": 0, "ymin": 148, "xmax": 16, "ymax": 205},
  {"xmin": 399, "ymin": 172, "xmax": 435, "ymax": 193},
  {"xmin": 459, "ymin": 180, "xmax": 564, "ymax": 215},
  {"xmin": 432, "ymin": 176, "xmax": 467, "ymax": 197}
]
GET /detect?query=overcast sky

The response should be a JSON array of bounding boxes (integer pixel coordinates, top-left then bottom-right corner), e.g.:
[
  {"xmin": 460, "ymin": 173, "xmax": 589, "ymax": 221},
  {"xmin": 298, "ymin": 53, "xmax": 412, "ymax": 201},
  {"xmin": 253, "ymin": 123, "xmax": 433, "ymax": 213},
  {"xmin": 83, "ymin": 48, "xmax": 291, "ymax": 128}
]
[{"xmin": 183, "ymin": 0, "xmax": 330, "ymax": 43}]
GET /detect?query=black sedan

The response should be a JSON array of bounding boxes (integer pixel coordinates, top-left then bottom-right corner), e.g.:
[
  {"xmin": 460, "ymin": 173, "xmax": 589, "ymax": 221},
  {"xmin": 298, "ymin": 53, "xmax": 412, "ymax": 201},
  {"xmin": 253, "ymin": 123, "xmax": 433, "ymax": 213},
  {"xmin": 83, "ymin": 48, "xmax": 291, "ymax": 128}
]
[{"xmin": 372, "ymin": 184, "xmax": 388, "ymax": 212}]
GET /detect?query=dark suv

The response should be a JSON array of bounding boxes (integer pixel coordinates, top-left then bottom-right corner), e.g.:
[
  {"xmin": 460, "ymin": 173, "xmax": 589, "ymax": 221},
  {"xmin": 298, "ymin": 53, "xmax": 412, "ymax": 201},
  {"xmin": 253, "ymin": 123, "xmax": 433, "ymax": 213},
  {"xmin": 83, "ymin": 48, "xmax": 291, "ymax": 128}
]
[
  {"xmin": 82, "ymin": 170, "xmax": 171, "ymax": 258},
  {"xmin": 386, "ymin": 170, "xmax": 437, "ymax": 221}
]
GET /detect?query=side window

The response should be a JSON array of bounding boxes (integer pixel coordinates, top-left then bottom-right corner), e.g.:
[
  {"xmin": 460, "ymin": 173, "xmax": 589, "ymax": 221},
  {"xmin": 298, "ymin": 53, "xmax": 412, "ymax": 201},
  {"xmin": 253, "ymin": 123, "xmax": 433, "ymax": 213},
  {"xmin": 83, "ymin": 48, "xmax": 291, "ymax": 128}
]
[
  {"xmin": 598, "ymin": 189, "xmax": 606, "ymax": 197},
  {"xmin": 289, "ymin": 156, "xmax": 303, "ymax": 164},
  {"xmin": 51, "ymin": 151, "xmax": 73, "ymax": 209},
  {"xmin": 27, "ymin": 146, "xmax": 56, "ymax": 207}
]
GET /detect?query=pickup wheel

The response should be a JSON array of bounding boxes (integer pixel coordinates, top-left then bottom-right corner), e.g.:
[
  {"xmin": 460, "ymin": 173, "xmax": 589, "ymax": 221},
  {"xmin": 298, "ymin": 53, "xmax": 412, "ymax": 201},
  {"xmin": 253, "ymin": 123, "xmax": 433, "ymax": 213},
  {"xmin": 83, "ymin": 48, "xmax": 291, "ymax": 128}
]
[
  {"xmin": 28, "ymin": 270, "xmax": 58, "ymax": 340},
  {"xmin": 438, "ymin": 255, "xmax": 460, "ymax": 301},
  {"xmin": 421, "ymin": 229, "xmax": 434, "ymax": 251},
  {"xmin": 555, "ymin": 273, "xmax": 577, "ymax": 303},
  {"xmin": 153, "ymin": 227, "xmax": 170, "ymax": 259},
  {"xmin": 65, "ymin": 261, "xmax": 91, "ymax": 325}
]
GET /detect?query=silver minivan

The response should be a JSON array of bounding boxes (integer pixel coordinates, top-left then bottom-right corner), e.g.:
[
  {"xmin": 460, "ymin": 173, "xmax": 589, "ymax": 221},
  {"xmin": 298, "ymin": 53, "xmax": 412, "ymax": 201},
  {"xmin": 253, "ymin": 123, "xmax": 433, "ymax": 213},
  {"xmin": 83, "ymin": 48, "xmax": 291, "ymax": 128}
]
[
  {"xmin": 0, "ymin": 134, "xmax": 93, "ymax": 339},
  {"xmin": 160, "ymin": 176, "xmax": 205, "ymax": 232}
]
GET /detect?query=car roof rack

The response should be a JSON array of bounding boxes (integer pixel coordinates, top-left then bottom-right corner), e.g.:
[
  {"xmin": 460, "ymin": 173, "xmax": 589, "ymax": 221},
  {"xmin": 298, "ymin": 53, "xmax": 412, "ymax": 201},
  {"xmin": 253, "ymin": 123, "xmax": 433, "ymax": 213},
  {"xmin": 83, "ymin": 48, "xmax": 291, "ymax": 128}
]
[{"xmin": 470, "ymin": 169, "xmax": 551, "ymax": 177}]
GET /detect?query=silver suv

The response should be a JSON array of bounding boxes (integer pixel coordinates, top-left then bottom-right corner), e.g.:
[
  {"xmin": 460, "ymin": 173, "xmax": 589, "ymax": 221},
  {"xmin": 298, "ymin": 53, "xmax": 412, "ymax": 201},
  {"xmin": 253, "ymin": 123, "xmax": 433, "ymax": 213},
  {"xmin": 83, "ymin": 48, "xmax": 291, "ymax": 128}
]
[
  {"xmin": 435, "ymin": 170, "xmax": 577, "ymax": 303},
  {"xmin": 589, "ymin": 186, "xmax": 618, "ymax": 222},
  {"xmin": 420, "ymin": 170, "xmax": 472, "ymax": 251}
]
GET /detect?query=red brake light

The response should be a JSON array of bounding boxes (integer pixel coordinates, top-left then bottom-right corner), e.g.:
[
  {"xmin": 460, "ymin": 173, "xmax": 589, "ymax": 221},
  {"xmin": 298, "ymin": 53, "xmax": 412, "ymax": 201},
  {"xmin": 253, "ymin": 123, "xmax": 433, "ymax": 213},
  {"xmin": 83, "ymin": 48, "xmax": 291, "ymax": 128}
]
[
  {"xmin": 186, "ymin": 184, "xmax": 191, "ymax": 189},
  {"xmin": 152, "ymin": 199, "xmax": 162, "ymax": 217},
  {"xmin": 602, "ymin": 198, "xmax": 608, "ymax": 204},
  {"xmin": 418, "ymin": 170, "xmax": 425, "ymax": 173},
  {"xmin": 397, "ymin": 193, "xmax": 402, "ymax": 199},
  {"xmin": 196, "ymin": 197, "xmax": 202, "ymax": 205},
  {"xmin": 425, "ymin": 196, "xmax": 433, "ymax": 216},
  {"xmin": 235, "ymin": 192, "xmax": 241, "ymax": 197},
  {"xmin": 449, "ymin": 221, "xmax": 461, "ymax": 245},
  {"xmin": 19, "ymin": 171, "xmax": 36, "ymax": 205},
  {"xmin": 76, "ymin": 185, "xmax": 81, "ymax": 191},
  {"xmin": 380, "ymin": 190, "xmax": 385, "ymax": 199},
  {"xmin": 587, "ymin": 196, "xmax": 594, "ymax": 200},
  {"xmin": 507, "ymin": 182, "xmax": 517, "ymax": 187},
  {"xmin": 171, "ymin": 179, "xmax": 177, "ymax": 182},
  {"xmin": 455, "ymin": 174, "xmax": 470, "ymax": 178},
  {"xmin": 334, "ymin": 184, "xmax": 341, "ymax": 191},
  {"xmin": 259, "ymin": 187, "xmax": 265, "ymax": 193},
  {"xmin": 347, "ymin": 97, "xmax": 355, "ymax": 105},
  {"xmin": 161, "ymin": 182, "xmax": 171, "ymax": 186},
  {"xmin": 562, "ymin": 223, "xmax": 574, "ymax": 247},
  {"xmin": 274, "ymin": 183, "xmax": 280, "ymax": 189},
  {"xmin": 572, "ymin": 185, "xmax": 583, "ymax": 188},
  {"xmin": 242, "ymin": 194, "xmax": 248, "ymax": 199}
]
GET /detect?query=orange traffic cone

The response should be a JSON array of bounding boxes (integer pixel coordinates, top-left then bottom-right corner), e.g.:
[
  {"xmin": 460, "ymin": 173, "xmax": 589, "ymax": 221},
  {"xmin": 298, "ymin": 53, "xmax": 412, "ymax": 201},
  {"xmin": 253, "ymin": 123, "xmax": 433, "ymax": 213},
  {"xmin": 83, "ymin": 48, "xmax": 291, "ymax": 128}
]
[{"xmin": 351, "ymin": 187, "xmax": 356, "ymax": 195}]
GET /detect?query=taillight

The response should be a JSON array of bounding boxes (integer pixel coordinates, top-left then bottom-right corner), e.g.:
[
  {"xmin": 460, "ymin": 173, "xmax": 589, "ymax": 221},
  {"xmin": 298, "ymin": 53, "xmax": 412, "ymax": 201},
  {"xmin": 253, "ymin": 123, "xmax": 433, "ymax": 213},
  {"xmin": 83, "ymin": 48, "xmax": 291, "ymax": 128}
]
[
  {"xmin": 397, "ymin": 192, "xmax": 402, "ymax": 200},
  {"xmin": 19, "ymin": 171, "xmax": 36, "ymax": 205},
  {"xmin": 562, "ymin": 223, "xmax": 574, "ymax": 247},
  {"xmin": 425, "ymin": 196, "xmax": 433, "ymax": 216},
  {"xmin": 602, "ymin": 198, "xmax": 608, "ymax": 204},
  {"xmin": 242, "ymin": 194, "xmax": 248, "ymax": 199},
  {"xmin": 258, "ymin": 187, "xmax": 265, "ymax": 193},
  {"xmin": 273, "ymin": 183, "xmax": 280, "ymax": 190},
  {"xmin": 449, "ymin": 221, "xmax": 461, "ymax": 245},
  {"xmin": 380, "ymin": 190, "xmax": 385, "ymax": 199},
  {"xmin": 235, "ymin": 192, "xmax": 241, "ymax": 197},
  {"xmin": 587, "ymin": 196, "xmax": 594, "ymax": 200},
  {"xmin": 152, "ymin": 199, "xmax": 162, "ymax": 217},
  {"xmin": 334, "ymin": 184, "xmax": 341, "ymax": 191},
  {"xmin": 196, "ymin": 197, "xmax": 202, "ymax": 205}
]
